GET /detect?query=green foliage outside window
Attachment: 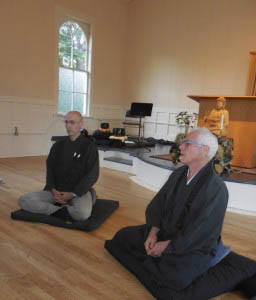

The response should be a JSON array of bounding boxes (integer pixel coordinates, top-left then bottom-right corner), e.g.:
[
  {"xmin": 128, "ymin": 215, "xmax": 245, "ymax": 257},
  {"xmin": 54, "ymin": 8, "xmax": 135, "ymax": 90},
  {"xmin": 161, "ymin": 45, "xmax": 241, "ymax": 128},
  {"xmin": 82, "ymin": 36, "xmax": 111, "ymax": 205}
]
[
  {"xmin": 59, "ymin": 21, "xmax": 87, "ymax": 70},
  {"xmin": 58, "ymin": 21, "xmax": 90, "ymax": 115}
]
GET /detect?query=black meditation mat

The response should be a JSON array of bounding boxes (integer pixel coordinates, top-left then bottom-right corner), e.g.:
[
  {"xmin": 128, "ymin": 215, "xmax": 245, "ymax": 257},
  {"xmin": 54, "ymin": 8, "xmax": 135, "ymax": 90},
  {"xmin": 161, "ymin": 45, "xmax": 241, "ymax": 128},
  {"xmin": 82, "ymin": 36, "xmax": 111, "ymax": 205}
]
[
  {"xmin": 11, "ymin": 199, "xmax": 119, "ymax": 232},
  {"xmin": 238, "ymin": 272, "xmax": 256, "ymax": 298},
  {"xmin": 105, "ymin": 238, "xmax": 256, "ymax": 300}
]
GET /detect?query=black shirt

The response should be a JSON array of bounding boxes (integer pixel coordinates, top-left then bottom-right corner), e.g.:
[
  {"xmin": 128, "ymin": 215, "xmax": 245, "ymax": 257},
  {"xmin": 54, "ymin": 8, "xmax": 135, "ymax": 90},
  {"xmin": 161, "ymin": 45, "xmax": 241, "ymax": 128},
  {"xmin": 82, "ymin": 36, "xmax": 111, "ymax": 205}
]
[{"xmin": 44, "ymin": 134, "xmax": 99, "ymax": 196}]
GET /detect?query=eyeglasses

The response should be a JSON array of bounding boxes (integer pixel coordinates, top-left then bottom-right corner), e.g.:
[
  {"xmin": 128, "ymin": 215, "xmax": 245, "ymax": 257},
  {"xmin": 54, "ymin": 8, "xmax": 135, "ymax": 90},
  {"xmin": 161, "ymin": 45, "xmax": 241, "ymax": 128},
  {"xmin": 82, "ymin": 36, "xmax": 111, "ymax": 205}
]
[
  {"xmin": 179, "ymin": 140, "xmax": 205, "ymax": 147},
  {"xmin": 64, "ymin": 120, "xmax": 80, "ymax": 125}
]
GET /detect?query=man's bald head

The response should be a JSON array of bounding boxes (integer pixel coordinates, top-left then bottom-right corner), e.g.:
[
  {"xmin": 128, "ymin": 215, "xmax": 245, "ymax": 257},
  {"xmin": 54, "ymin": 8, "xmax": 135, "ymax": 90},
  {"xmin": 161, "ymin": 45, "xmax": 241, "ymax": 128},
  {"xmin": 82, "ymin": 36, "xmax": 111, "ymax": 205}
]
[
  {"xmin": 64, "ymin": 111, "xmax": 84, "ymax": 141},
  {"xmin": 65, "ymin": 111, "xmax": 83, "ymax": 121}
]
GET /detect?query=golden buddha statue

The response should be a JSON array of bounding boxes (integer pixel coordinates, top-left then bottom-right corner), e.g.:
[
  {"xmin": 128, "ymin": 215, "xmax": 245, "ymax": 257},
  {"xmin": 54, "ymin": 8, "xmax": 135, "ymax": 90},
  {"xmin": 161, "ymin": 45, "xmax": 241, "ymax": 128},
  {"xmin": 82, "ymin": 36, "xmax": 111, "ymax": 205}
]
[{"xmin": 204, "ymin": 97, "xmax": 229, "ymax": 137}]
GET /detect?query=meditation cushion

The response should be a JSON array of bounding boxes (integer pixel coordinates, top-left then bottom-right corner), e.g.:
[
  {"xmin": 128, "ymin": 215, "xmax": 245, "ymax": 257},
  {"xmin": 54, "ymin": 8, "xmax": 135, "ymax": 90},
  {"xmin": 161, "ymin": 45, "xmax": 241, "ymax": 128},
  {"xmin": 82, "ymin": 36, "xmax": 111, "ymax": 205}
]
[
  {"xmin": 105, "ymin": 237, "xmax": 256, "ymax": 300},
  {"xmin": 11, "ymin": 199, "xmax": 119, "ymax": 232},
  {"xmin": 209, "ymin": 239, "xmax": 231, "ymax": 267},
  {"xmin": 238, "ymin": 273, "xmax": 256, "ymax": 298}
]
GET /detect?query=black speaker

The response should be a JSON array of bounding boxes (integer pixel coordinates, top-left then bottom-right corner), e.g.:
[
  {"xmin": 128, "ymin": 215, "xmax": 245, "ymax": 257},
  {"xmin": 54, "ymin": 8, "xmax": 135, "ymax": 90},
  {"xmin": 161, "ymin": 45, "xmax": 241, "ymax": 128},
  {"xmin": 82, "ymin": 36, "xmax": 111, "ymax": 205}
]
[
  {"xmin": 112, "ymin": 128, "xmax": 125, "ymax": 136},
  {"xmin": 100, "ymin": 123, "xmax": 109, "ymax": 129}
]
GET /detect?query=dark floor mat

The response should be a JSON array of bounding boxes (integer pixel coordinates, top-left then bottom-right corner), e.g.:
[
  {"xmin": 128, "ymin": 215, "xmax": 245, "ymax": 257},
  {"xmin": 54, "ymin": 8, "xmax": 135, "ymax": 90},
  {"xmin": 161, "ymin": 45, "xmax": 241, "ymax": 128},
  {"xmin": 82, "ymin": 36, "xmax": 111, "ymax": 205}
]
[
  {"xmin": 105, "ymin": 238, "xmax": 256, "ymax": 300},
  {"xmin": 11, "ymin": 199, "xmax": 119, "ymax": 232}
]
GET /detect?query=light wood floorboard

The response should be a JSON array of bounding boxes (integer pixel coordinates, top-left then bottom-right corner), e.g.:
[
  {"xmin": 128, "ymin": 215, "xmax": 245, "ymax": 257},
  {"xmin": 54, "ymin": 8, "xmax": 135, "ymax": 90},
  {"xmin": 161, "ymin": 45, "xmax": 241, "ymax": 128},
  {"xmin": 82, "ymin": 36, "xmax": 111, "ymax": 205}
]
[{"xmin": 0, "ymin": 156, "xmax": 255, "ymax": 299}]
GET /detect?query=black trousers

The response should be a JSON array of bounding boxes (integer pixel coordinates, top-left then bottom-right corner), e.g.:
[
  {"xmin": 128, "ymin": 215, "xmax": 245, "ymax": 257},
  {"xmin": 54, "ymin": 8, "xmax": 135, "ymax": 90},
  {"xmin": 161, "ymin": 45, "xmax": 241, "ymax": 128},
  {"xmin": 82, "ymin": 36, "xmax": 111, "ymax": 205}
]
[
  {"xmin": 111, "ymin": 224, "xmax": 211, "ymax": 292},
  {"xmin": 114, "ymin": 224, "xmax": 148, "ymax": 260}
]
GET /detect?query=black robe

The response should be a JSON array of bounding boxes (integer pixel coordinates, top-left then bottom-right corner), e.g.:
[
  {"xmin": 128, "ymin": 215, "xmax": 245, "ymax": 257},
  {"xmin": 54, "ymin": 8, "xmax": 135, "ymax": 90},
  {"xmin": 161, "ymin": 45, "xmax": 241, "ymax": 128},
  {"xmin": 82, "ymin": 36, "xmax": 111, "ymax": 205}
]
[
  {"xmin": 110, "ymin": 162, "xmax": 228, "ymax": 291},
  {"xmin": 44, "ymin": 134, "xmax": 99, "ymax": 196}
]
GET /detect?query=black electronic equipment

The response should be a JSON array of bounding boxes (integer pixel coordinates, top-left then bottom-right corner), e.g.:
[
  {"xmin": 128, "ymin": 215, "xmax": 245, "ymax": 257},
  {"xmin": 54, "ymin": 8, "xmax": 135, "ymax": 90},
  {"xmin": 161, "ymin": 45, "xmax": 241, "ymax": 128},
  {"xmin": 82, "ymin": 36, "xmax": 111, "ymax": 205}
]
[
  {"xmin": 100, "ymin": 123, "xmax": 109, "ymax": 129},
  {"xmin": 112, "ymin": 128, "xmax": 126, "ymax": 136},
  {"xmin": 130, "ymin": 102, "xmax": 153, "ymax": 117}
]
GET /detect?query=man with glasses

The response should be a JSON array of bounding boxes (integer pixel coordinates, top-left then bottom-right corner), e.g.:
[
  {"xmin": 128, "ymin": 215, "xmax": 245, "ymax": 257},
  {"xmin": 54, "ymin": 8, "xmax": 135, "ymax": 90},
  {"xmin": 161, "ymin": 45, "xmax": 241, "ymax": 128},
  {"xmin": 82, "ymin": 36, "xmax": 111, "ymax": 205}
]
[
  {"xmin": 106, "ymin": 128, "xmax": 228, "ymax": 291},
  {"xmin": 18, "ymin": 111, "xmax": 99, "ymax": 222}
]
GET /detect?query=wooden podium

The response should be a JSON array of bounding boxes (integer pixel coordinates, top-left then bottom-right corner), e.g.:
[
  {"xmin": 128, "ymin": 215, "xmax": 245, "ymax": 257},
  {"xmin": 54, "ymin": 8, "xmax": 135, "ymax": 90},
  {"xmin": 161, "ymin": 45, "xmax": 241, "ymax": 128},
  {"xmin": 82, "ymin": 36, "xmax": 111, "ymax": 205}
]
[{"xmin": 188, "ymin": 95, "xmax": 256, "ymax": 168}]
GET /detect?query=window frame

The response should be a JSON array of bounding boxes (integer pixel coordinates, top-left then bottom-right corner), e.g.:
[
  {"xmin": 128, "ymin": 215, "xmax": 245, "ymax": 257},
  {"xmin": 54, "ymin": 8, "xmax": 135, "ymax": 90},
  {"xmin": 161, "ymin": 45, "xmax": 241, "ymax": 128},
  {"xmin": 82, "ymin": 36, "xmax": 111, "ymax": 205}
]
[{"xmin": 56, "ymin": 15, "xmax": 92, "ymax": 117}]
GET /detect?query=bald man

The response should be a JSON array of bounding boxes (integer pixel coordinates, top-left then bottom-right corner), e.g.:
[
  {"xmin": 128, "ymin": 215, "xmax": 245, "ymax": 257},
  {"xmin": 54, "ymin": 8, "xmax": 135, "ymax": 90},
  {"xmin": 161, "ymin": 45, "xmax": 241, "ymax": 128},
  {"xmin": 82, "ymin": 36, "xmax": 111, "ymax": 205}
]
[{"xmin": 18, "ymin": 111, "xmax": 99, "ymax": 222}]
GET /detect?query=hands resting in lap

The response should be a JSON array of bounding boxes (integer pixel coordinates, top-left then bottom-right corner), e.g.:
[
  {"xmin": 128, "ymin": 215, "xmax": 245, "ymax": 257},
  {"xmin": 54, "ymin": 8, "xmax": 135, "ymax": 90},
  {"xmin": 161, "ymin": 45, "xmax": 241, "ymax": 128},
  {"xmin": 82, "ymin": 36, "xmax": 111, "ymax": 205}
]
[
  {"xmin": 51, "ymin": 188, "xmax": 73, "ymax": 205},
  {"xmin": 144, "ymin": 226, "xmax": 170, "ymax": 257}
]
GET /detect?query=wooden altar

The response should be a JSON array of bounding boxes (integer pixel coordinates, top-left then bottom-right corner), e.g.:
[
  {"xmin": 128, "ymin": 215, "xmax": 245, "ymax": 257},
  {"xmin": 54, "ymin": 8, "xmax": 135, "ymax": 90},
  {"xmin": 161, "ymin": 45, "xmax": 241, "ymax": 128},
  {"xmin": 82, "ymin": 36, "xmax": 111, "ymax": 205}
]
[{"xmin": 188, "ymin": 95, "xmax": 256, "ymax": 168}]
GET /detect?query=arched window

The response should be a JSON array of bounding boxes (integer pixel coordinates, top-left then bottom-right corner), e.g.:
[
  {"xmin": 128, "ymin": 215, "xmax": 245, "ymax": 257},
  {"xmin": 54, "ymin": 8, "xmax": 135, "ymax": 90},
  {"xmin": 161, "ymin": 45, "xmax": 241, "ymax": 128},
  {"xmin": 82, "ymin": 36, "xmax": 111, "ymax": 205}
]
[{"xmin": 58, "ymin": 21, "xmax": 91, "ymax": 115}]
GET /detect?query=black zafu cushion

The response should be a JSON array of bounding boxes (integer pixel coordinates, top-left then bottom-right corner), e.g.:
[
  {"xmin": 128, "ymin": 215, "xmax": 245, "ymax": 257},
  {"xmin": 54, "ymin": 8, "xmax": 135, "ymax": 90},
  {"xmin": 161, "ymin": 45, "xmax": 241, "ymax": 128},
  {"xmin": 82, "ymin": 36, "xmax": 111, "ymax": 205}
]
[
  {"xmin": 238, "ymin": 273, "xmax": 256, "ymax": 298},
  {"xmin": 11, "ymin": 199, "xmax": 119, "ymax": 232},
  {"xmin": 105, "ymin": 238, "xmax": 256, "ymax": 300}
]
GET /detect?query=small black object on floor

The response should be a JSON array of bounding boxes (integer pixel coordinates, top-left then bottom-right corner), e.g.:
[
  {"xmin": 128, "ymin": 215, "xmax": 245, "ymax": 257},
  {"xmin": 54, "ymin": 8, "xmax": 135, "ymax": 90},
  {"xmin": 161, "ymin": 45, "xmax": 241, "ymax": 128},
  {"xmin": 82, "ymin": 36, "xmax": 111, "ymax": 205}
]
[{"xmin": 11, "ymin": 199, "xmax": 119, "ymax": 232}]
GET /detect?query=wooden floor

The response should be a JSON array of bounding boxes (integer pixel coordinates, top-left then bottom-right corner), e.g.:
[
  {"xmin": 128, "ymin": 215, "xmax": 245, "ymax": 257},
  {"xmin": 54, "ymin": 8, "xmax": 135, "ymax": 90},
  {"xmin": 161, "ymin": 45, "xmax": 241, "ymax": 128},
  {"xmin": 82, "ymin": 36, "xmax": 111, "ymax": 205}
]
[{"xmin": 0, "ymin": 156, "xmax": 255, "ymax": 300}]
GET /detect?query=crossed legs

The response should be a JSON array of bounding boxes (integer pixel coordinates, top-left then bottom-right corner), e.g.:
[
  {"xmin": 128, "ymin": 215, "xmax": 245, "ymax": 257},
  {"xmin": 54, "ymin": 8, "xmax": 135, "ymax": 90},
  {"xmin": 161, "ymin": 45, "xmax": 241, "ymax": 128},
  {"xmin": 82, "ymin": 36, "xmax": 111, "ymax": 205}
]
[{"xmin": 18, "ymin": 190, "xmax": 94, "ymax": 221}]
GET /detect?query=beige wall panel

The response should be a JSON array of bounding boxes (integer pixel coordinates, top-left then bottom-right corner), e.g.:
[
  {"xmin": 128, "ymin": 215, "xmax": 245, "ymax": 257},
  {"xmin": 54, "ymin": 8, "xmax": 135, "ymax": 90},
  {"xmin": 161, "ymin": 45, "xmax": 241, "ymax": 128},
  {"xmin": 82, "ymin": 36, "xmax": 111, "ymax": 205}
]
[
  {"xmin": 0, "ymin": 0, "xmax": 127, "ymax": 107},
  {"xmin": 0, "ymin": 0, "xmax": 127, "ymax": 157},
  {"xmin": 0, "ymin": 0, "xmax": 54, "ymax": 101},
  {"xmin": 0, "ymin": 102, "xmax": 13, "ymax": 134},
  {"xmin": 125, "ymin": 0, "xmax": 256, "ymax": 111}
]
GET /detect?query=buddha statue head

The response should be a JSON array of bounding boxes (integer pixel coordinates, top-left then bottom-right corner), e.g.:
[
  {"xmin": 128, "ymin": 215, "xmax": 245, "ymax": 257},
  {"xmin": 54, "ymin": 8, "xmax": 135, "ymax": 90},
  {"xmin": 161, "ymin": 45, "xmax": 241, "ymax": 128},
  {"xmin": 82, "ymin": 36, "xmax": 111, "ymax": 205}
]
[{"xmin": 215, "ymin": 97, "xmax": 226, "ymax": 110}]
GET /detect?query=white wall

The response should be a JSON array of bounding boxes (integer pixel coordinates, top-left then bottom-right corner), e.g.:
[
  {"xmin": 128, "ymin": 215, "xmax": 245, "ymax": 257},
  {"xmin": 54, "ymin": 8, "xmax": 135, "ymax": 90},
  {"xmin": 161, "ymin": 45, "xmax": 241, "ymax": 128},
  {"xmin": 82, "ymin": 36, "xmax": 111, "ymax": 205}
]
[
  {"xmin": 0, "ymin": 97, "xmax": 124, "ymax": 157},
  {"xmin": 125, "ymin": 0, "xmax": 256, "ymax": 111},
  {"xmin": 0, "ymin": 0, "xmax": 127, "ymax": 157},
  {"xmin": 1, "ymin": 0, "xmax": 256, "ymax": 157}
]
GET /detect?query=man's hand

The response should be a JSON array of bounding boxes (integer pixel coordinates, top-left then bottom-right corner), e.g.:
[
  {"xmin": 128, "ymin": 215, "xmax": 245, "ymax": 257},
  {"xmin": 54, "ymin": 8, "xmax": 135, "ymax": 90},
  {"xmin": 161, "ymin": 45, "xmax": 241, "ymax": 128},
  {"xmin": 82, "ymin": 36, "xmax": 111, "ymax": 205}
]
[
  {"xmin": 51, "ymin": 189, "xmax": 72, "ymax": 204},
  {"xmin": 51, "ymin": 188, "xmax": 65, "ymax": 204},
  {"xmin": 59, "ymin": 192, "xmax": 73, "ymax": 203},
  {"xmin": 144, "ymin": 227, "xmax": 159, "ymax": 255},
  {"xmin": 147, "ymin": 240, "xmax": 170, "ymax": 257}
]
